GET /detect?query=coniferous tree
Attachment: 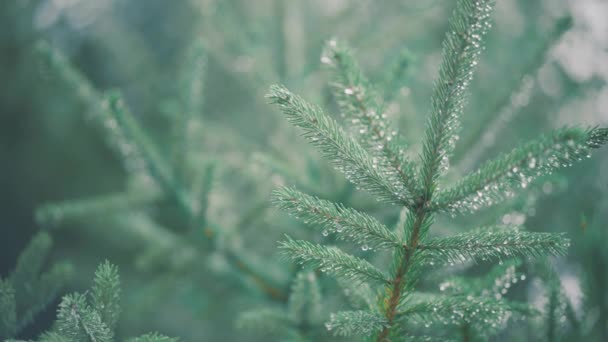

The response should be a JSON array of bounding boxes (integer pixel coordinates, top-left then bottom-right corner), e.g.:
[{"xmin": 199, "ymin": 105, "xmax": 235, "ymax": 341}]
[{"xmin": 268, "ymin": 0, "xmax": 608, "ymax": 340}]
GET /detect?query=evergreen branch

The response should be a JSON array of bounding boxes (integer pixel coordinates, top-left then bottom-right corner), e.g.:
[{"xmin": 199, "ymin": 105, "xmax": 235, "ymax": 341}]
[
  {"xmin": 420, "ymin": 0, "xmax": 494, "ymax": 199},
  {"xmin": 377, "ymin": 209, "xmax": 429, "ymax": 341},
  {"xmin": 455, "ymin": 16, "xmax": 573, "ymax": 169},
  {"xmin": 322, "ymin": 39, "xmax": 418, "ymax": 195},
  {"xmin": 279, "ymin": 237, "xmax": 388, "ymax": 284},
  {"xmin": 337, "ymin": 278, "xmax": 375, "ymax": 311},
  {"xmin": 419, "ymin": 228, "xmax": 569, "ymax": 264},
  {"xmin": 172, "ymin": 39, "xmax": 207, "ymax": 178},
  {"xmin": 103, "ymin": 92, "xmax": 194, "ymax": 217},
  {"xmin": 396, "ymin": 296, "xmax": 522, "ymax": 327},
  {"xmin": 35, "ymin": 187, "xmax": 161, "ymax": 226},
  {"xmin": 10, "ymin": 232, "xmax": 52, "ymax": 306},
  {"xmin": 382, "ymin": 47, "xmax": 416, "ymax": 104},
  {"xmin": 272, "ymin": 187, "xmax": 401, "ymax": 250},
  {"xmin": 325, "ymin": 311, "xmax": 388, "ymax": 336},
  {"xmin": 437, "ymin": 259, "xmax": 524, "ymax": 298},
  {"xmin": 434, "ymin": 127, "xmax": 608, "ymax": 213},
  {"xmin": 0, "ymin": 279, "xmax": 17, "ymax": 340},
  {"xmin": 126, "ymin": 333, "xmax": 180, "ymax": 342},
  {"xmin": 18, "ymin": 263, "xmax": 73, "ymax": 333},
  {"xmin": 90, "ymin": 261, "xmax": 120, "ymax": 332},
  {"xmin": 56, "ymin": 293, "xmax": 113, "ymax": 342},
  {"xmin": 287, "ymin": 271, "xmax": 322, "ymax": 324},
  {"xmin": 237, "ymin": 307, "xmax": 298, "ymax": 337},
  {"xmin": 267, "ymin": 84, "xmax": 414, "ymax": 207}
]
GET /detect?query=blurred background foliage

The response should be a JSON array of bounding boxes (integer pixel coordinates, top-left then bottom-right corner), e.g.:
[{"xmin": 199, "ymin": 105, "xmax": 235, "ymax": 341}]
[{"xmin": 1, "ymin": 0, "xmax": 607, "ymax": 340}]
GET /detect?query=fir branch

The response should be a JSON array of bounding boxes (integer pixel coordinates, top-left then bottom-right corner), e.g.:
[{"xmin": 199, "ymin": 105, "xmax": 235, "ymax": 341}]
[
  {"xmin": 434, "ymin": 127, "xmax": 608, "ymax": 213},
  {"xmin": 237, "ymin": 307, "xmax": 298, "ymax": 337},
  {"xmin": 267, "ymin": 84, "xmax": 415, "ymax": 207},
  {"xmin": 396, "ymin": 295, "xmax": 524, "ymax": 327},
  {"xmin": 382, "ymin": 47, "xmax": 415, "ymax": 104},
  {"xmin": 322, "ymin": 39, "xmax": 418, "ymax": 195},
  {"xmin": 0, "ymin": 279, "xmax": 17, "ymax": 340},
  {"xmin": 56, "ymin": 293, "xmax": 113, "ymax": 342},
  {"xmin": 10, "ymin": 232, "xmax": 53, "ymax": 304},
  {"xmin": 90, "ymin": 261, "xmax": 121, "ymax": 332},
  {"xmin": 9, "ymin": 232, "xmax": 72, "ymax": 330},
  {"xmin": 419, "ymin": 0, "xmax": 494, "ymax": 199},
  {"xmin": 103, "ymin": 92, "xmax": 193, "ymax": 216},
  {"xmin": 126, "ymin": 333, "xmax": 180, "ymax": 342},
  {"xmin": 18, "ymin": 263, "xmax": 73, "ymax": 332},
  {"xmin": 419, "ymin": 228, "xmax": 569, "ymax": 265},
  {"xmin": 325, "ymin": 310, "xmax": 388, "ymax": 336},
  {"xmin": 272, "ymin": 187, "xmax": 401, "ymax": 250},
  {"xmin": 287, "ymin": 271, "xmax": 322, "ymax": 324},
  {"xmin": 172, "ymin": 39, "xmax": 207, "ymax": 178},
  {"xmin": 35, "ymin": 187, "xmax": 161, "ymax": 226},
  {"xmin": 337, "ymin": 278, "xmax": 375, "ymax": 311},
  {"xmin": 279, "ymin": 237, "xmax": 388, "ymax": 284}
]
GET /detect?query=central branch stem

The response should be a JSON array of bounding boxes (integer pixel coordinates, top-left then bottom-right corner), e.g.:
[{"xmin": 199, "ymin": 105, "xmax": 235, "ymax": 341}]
[{"xmin": 377, "ymin": 206, "xmax": 428, "ymax": 341}]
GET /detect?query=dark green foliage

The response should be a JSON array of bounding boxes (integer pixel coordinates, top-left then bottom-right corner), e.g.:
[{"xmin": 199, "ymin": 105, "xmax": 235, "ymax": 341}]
[{"xmin": 0, "ymin": 232, "xmax": 72, "ymax": 340}]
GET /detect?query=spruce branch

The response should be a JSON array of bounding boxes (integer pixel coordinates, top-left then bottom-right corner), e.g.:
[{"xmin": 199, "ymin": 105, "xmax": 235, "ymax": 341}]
[
  {"xmin": 419, "ymin": 228, "xmax": 569, "ymax": 265},
  {"xmin": 35, "ymin": 187, "xmax": 161, "ymax": 226},
  {"xmin": 279, "ymin": 237, "xmax": 388, "ymax": 284},
  {"xmin": 419, "ymin": 0, "xmax": 494, "ymax": 199},
  {"xmin": 9, "ymin": 232, "xmax": 72, "ymax": 332},
  {"xmin": 287, "ymin": 271, "xmax": 322, "ymax": 324},
  {"xmin": 396, "ymin": 295, "xmax": 528, "ymax": 328},
  {"xmin": 103, "ymin": 92, "xmax": 193, "ymax": 216},
  {"xmin": 172, "ymin": 39, "xmax": 207, "ymax": 178},
  {"xmin": 322, "ymin": 39, "xmax": 418, "ymax": 195},
  {"xmin": 434, "ymin": 127, "xmax": 608, "ymax": 213},
  {"xmin": 237, "ymin": 307, "xmax": 298, "ymax": 337},
  {"xmin": 324, "ymin": 310, "xmax": 388, "ymax": 337},
  {"xmin": 56, "ymin": 293, "xmax": 113, "ymax": 342},
  {"xmin": 272, "ymin": 187, "xmax": 401, "ymax": 250},
  {"xmin": 126, "ymin": 333, "xmax": 180, "ymax": 342},
  {"xmin": 90, "ymin": 261, "xmax": 121, "ymax": 332},
  {"xmin": 267, "ymin": 84, "xmax": 415, "ymax": 207}
]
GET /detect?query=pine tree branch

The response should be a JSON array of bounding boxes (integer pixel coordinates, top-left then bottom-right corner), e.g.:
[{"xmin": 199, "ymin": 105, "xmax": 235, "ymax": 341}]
[
  {"xmin": 267, "ymin": 84, "xmax": 415, "ymax": 207},
  {"xmin": 40, "ymin": 41, "xmax": 289, "ymax": 307},
  {"xmin": 90, "ymin": 261, "xmax": 120, "ymax": 332},
  {"xmin": 104, "ymin": 92, "xmax": 194, "ymax": 218},
  {"xmin": 325, "ymin": 311, "xmax": 388, "ymax": 337},
  {"xmin": 396, "ymin": 295, "xmax": 529, "ymax": 326},
  {"xmin": 237, "ymin": 307, "xmax": 298, "ymax": 337},
  {"xmin": 382, "ymin": 47, "xmax": 415, "ymax": 104},
  {"xmin": 287, "ymin": 271, "xmax": 322, "ymax": 324},
  {"xmin": 418, "ymin": 228, "xmax": 569, "ymax": 264},
  {"xmin": 56, "ymin": 293, "xmax": 113, "ymax": 342},
  {"xmin": 272, "ymin": 187, "xmax": 401, "ymax": 250},
  {"xmin": 378, "ymin": 2, "xmax": 495, "ymax": 339},
  {"xmin": 172, "ymin": 39, "xmax": 207, "ymax": 179},
  {"xmin": 419, "ymin": 0, "xmax": 494, "ymax": 200},
  {"xmin": 322, "ymin": 39, "xmax": 418, "ymax": 196},
  {"xmin": 434, "ymin": 127, "xmax": 608, "ymax": 213},
  {"xmin": 35, "ymin": 187, "xmax": 162, "ymax": 226},
  {"xmin": 279, "ymin": 237, "xmax": 388, "ymax": 284}
]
